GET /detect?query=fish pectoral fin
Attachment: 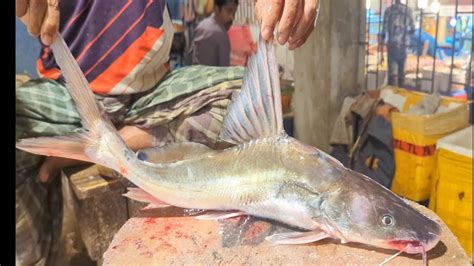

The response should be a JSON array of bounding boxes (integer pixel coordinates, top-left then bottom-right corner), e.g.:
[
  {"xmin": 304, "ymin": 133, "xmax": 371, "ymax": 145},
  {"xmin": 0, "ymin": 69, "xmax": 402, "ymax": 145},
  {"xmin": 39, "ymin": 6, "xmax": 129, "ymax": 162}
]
[
  {"xmin": 136, "ymin": 142, "xmax": 215, "ymax": 164},
  {"xmin": 123, "ymin": 187, "xmax": 171, "ymax": 208},
  {"xmin": 141, "ymin": 203, "xmax": 169, "ymax": 210},
  {"xmin": 195, "ymin": 210, "xmax": 247, "ymax": 220},
  {"xmin": 265, "ymin": 230, "xmax": 330, "ymax": 245}
]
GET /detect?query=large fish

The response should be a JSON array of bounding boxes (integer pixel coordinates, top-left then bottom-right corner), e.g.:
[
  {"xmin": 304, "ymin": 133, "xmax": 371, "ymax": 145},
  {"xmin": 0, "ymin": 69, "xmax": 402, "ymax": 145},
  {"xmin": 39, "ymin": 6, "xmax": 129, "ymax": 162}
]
[{"xmin": 17, "ymin": 35, "xmax": 441, "ymax": 264}]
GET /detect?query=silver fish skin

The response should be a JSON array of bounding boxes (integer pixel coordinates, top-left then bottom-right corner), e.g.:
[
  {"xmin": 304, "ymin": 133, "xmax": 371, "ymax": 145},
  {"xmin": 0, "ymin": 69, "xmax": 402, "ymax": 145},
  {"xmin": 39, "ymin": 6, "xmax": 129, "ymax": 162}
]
[
  {"xmin": 16, "ymin": 35, "xmax": 441, "ymax": 258},
  {"xmin": 120, "ymin": 134, "xmax": 441, "ymax": 254}
]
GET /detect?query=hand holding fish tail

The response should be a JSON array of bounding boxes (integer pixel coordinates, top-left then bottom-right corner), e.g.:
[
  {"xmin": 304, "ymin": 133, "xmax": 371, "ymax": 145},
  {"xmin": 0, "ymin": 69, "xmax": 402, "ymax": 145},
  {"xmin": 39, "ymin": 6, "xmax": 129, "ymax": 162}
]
[
  {"xmin": 16, "ymin": 0, "xmax": 60, "ymax": 46},
  {"xmin": 255, "ymin": 0, "xmax": 319, "ymax": 49}
]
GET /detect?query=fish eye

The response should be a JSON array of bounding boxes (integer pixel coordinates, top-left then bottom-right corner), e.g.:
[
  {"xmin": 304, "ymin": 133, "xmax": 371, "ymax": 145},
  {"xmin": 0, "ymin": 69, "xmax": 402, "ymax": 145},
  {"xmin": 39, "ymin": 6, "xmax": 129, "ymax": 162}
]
[{"xmin": 381, "ymin": 214, "xmax": 395, "ymax": 226}]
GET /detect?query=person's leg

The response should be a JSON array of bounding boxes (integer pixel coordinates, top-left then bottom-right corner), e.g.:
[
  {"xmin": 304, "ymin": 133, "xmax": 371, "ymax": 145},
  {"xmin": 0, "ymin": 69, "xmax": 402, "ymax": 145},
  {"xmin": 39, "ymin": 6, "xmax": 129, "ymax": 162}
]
[
  {"xmin": 168, "ymin": 97, "xmax": 235, "ymax": 149},
  {"xmin": 132, "ymin": 95, "xmax": 235, "ymax": 153},
  {"xmin": 119, "ymin": 125, "xmax": 156, "ymax": 150},
  {"xmin": 398, "ymin": 56, "xmax": 406, "ymax": 87},
  {"xmin": 123, "ymin": 65, "xmax": 244, "ymax": 148},
  {"xmin": 387, "ymin": 53, "xmax": 398, "ymax": 86},
  {"xmin": 124, "ymin": 74, "xmax": 243, "ymax": 150}
]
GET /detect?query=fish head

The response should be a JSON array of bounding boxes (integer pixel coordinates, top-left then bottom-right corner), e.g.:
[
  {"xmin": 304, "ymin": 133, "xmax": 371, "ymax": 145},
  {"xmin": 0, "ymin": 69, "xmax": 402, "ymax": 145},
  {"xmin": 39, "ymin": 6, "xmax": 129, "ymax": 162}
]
[
  {"xmin": 287, "ymin": 138, "xmax": 441, "ymax": 255},
  {"xmin": 334, "ymin": 170, "xmax": 442, "ymax": 255}
]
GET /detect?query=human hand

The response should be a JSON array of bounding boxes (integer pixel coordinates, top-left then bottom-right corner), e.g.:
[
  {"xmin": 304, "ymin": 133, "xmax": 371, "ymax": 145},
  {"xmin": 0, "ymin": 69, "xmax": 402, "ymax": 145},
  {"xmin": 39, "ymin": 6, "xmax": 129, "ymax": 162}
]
[
  {"xmin": 16, "ymin": 0, "xmax": 60, "ymax": 46},
  {"xmin": 255, "ymin": 0, "xmax": 320, "ymax": 50}
]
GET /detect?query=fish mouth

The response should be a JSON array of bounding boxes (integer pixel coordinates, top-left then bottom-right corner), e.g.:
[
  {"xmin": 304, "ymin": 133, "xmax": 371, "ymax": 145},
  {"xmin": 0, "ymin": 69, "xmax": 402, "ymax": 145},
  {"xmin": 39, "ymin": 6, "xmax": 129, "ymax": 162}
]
[{"xmin": 387, "ymin": 237, "xmax": 439, "ymax": 254}]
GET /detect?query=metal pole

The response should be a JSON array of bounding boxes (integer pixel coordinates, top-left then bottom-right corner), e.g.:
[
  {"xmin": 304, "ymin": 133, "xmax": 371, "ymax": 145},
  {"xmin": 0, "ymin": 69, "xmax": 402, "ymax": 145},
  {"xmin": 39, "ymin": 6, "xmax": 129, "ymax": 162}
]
[
  {"xmin": 366, "ymin": 7, "xmax": 371, "ymax": 91},
  {"xmin": 431, "ymin": 10, "xmax": 441, "ymax": 93},
  {"xmin": 461, "ymin": 11, "xmax": 472, "ymax": 90},
  {"xmin": 375, "ymin": 0, "xmax": 384, "ymax": 88},
  {"xmin": 415, "ymin": 7, "xmax": 424, "ymax": 90},
  {"xmin": 468, "ymin": 27, "xmax": 473, "ymax": 91},
  {"xmin": 448, "ymin": 0, "xmax": 459, "ymax": 95},
  {"xmin": 402, "ymin": 0, "xmax": 409, "ymax": 89}
]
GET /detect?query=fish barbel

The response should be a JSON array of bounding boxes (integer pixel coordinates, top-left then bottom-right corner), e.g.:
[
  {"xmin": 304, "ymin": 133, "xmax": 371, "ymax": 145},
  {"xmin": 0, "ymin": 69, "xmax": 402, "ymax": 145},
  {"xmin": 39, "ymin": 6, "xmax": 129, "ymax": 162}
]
[{"xmin": 17, "ymin": 34, "xmax": 441, "ymax": 262}]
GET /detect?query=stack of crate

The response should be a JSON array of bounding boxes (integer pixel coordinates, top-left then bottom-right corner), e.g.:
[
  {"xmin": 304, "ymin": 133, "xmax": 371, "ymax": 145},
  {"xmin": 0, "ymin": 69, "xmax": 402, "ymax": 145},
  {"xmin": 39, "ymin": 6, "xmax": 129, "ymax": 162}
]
[
  {"xmin": 387, "ymin": 87, "xmax": 469, "ymax": 202},
  {"xmin": 429, "ymin": 126, "xmax": 472, "ymax": 257}
]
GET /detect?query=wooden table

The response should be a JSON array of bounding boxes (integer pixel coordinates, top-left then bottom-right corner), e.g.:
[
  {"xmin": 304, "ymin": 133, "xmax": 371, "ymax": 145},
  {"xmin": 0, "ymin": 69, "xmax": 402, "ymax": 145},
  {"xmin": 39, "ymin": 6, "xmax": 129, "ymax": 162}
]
[{"xmin": 103, "ymin": 202, "xmax": 471, "ymax": 265}]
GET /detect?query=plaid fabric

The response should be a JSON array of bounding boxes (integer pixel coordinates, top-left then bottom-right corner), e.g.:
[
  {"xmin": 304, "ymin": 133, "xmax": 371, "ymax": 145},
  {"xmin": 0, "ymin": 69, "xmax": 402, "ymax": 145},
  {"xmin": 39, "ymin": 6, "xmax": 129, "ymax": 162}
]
[
  {"xmin": 16, "ymin": 178, "xmax": 50, "ymax": 266},
  {"xmin": 15, "ymin": 65, "xmax": 243, "ymax": 265}
]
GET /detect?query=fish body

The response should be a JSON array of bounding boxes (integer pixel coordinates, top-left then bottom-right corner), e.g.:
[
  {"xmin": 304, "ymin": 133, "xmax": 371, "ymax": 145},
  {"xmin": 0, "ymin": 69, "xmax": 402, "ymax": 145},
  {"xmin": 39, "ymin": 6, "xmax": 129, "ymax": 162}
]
[
  {"xmin": 122, "ymin": 136, "xmax": 322, "ymax": 229},
  {"xmin": 17, "ymin": 35, "xmax": 441, "ymax": 261},
  {"xmin": 118, "ymin": 134, "xmax": 440, "ymax": 254}
]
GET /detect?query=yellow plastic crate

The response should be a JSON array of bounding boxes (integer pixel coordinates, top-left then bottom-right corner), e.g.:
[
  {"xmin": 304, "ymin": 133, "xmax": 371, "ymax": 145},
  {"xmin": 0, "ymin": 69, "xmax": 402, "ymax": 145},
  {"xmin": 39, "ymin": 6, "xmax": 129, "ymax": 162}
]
[
  {"xmin": 429, "ymin": 126, "xmax": 472, "ymax": 256},
  {"xmin": 384, "ymin": 87, "xmax": 469, "ymax": 202},
  {"xmin": 391, "ymin": 148, "xmax": 436, "ymax": 201}
]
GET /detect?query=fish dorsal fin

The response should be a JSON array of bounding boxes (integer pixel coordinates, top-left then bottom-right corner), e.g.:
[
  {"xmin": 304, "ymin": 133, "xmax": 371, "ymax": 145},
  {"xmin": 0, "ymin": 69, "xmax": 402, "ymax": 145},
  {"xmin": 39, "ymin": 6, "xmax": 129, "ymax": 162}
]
[
  {"xmin": 136, "ymin": 142, "xmax": 214, "ymax": 164},
  {"xmin": 219, "ymin": 37, "xmax": 284, "ymax": 144}
]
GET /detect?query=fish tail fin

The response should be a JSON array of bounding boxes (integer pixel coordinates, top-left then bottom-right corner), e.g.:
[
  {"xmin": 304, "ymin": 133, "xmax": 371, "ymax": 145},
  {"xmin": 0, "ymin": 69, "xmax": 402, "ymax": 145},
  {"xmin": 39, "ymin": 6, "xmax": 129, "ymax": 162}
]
[
  {"xmin": 16, "ymin": 126, "xmax": 127, "ymax": 172},
  {"xmin": 16, "ymin": 133, "xmax": 92, "ymax": 163},
  {"xmin": 50, "ymin": 33, "xmax": 106, "ymax": 129}
]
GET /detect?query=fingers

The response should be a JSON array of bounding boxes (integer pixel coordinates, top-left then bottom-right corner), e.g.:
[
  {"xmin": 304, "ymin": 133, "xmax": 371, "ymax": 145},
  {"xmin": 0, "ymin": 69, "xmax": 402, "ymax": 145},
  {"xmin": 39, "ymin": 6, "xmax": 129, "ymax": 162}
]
[
  {"xmin": 16, "ymin": 0, "xmax": 28, "ymax": 17},
  {"xmin": 18, "ymin": 0, "xmax": 59, "ymax": 46},
  {"xmin": 40, "ymin": 0, "xmax": 60, "ymax": 45},
  {"xmin": 27, "ymin": 0, "xmax": 48, "ymax": 36},
  {"xmin": 258, "ymin": 0, "xmax": 284, "ymax": 42},
  {"xmin": 277, "ymin": 0, "xmax": 299, "ymax": 44},
  {"xmin": 291, "ymin": 1, "xmax": 304, "ymax": 34},
  {"xmin": 288, "ymin": 23, "xmax": 314, "ymax": 50},
  {"xmin": 256, "ymin": 0, "xmax": 318, "ymax": 48},
  {"xmin": 289, "ymin": 0, "xmax": 318, "ymax": 48}
]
